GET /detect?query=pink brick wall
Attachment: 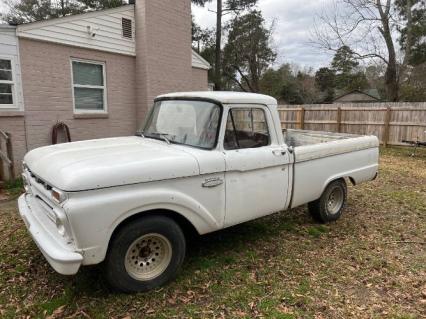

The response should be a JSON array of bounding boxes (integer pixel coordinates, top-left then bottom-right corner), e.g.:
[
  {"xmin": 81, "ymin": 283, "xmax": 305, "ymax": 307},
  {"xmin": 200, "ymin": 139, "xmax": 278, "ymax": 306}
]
[
  {"xmin": 0, "ymin": 115, "xmax": 26, "ymax": 177},
  {"xmin": 19, "ymin": 39, "xmax": 137, "ymax": 150},
  {"xmin": 191, "ymin": 68, "xmax": 208, "ymax": 91},
  {"xmin": 135, "ymin": 0, "xmax": 194, "ymax": 126}
]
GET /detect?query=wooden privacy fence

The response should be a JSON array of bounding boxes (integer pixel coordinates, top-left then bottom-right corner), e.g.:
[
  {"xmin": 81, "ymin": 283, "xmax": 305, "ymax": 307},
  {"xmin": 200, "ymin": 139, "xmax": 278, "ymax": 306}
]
[
  {"xmin": 277, "ymin": 103, "xmax": 426, "ymax": 147},
  {"xmin": 0, "ymin": 130, "xmax": 14, "ymax": 182}
]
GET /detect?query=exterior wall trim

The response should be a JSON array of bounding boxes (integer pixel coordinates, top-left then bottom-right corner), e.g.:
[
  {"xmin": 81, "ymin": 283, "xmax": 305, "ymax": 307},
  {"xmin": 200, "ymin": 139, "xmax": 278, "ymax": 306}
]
[
  {"xmin": 0, "ymin": 111, "xmax": 25, "ymax": 117},
  {"xmin": 17, "ymin": 34, "xmax": 136, "ymax": 57},
  {"xmin": 16, "ymin": 5, "xmax": 136, "ymax": 57},
  {"xmin": 192, "ymin": 50, "xmax": 211, "ymax": 70},
  {"xmin": 0, "ymin": 26, "xmax": 25, "ymax": 111},
  {"xmin": 0, "ymin": 54, "xmax": 18, "ymax": 109},
  {"xmin": 16, "ymin": 5, "xmax": 135, "ymax": 31}
]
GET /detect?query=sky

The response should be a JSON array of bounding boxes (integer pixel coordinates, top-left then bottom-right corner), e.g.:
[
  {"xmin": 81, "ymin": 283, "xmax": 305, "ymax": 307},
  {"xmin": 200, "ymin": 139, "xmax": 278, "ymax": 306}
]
[
  {"xmin": 0, "ymin": 0, "xmax": 336, "ymax": 70},
  {"xmin": 192, "ymin": 0, "xmax": 336, "ymax": 71}
]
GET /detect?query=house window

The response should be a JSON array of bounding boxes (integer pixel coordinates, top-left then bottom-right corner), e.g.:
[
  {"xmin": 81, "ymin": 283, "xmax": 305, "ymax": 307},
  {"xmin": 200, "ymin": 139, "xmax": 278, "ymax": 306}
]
[
  {"xmin": 71, "ymin": 60, "xmax": 106, "ymax": 113},
  {"xmin": 122, "ymin": 18, "xmax": 132, "ymax": 39},
  {"xmin": 0, "ymin": 58, "xmax": 15, "ymax": 107}
]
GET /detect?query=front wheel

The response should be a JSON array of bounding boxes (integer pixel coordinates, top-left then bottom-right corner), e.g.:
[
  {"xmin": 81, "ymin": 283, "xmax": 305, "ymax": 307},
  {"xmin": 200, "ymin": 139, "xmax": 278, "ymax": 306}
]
[
  {"xmin": 104, "ymin": 215, "xmax": 186, "ymax": 293},
  {"xmin": 308, "ymin": 179, "xmax": 347, "ymax": 223}
]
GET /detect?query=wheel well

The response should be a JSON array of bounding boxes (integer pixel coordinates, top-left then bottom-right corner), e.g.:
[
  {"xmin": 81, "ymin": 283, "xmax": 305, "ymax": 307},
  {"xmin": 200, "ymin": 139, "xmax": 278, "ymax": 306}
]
[
  {"xmin": 321, "ymin": 177, "xmax": 347, "ymax": 197},
  {"xmin": 109, "ymin": 209, "xmax": 199, "ymax": 246}
]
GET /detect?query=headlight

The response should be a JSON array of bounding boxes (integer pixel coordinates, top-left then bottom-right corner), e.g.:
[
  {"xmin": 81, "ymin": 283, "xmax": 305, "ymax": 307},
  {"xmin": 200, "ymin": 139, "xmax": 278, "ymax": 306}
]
[
  {"xmin": 53, "ymin": 208, "xmax": 69, "ymax": 238},
  {"xmin": 51, "ymin": 188, "xmax": 67, "ymax": 204}
]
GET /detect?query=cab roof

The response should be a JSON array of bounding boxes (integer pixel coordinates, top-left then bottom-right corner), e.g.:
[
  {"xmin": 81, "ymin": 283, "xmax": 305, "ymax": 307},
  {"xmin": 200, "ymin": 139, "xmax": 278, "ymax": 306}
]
[{"xmin": 157, "ymin": 91, "xmax": 277, "ymax": 106}]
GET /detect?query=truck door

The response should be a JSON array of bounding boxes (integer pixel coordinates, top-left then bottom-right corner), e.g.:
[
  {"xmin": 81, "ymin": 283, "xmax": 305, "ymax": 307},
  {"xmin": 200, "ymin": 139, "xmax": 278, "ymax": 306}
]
[{"xmin": 223, "ymin": 106, "xmax": 290, "ymax": 227}]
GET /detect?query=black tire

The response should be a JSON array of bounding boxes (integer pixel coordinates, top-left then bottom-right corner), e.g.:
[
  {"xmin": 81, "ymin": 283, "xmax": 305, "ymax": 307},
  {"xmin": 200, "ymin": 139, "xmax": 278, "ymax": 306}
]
[
  {"xmin": 104, "ymin": 215, "xmax": 186, "ymax": 293},
  {"xmin": 308, "ymin": 179, "xmax": 347, "ymax": 223}
]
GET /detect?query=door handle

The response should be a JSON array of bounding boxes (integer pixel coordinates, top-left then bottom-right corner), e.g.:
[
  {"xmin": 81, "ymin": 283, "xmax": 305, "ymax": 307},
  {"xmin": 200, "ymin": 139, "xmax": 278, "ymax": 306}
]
[
  {"xmin": 272, "ymin": 149, "xmax": 286, "ymax": 156},
  {"xmin": 202, "ymin": 177, "xmax": 224, "ymax": 188}
]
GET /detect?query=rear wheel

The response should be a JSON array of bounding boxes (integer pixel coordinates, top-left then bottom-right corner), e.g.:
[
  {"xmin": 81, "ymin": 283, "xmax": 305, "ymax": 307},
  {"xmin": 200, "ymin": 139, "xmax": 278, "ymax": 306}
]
[
  {"xmin": 104, "ymin": 215, "xmax": 186, "ymax": 293},
  {"xmin": 308, "ymin": 179, "xmax": 347, "ymax": 223}
]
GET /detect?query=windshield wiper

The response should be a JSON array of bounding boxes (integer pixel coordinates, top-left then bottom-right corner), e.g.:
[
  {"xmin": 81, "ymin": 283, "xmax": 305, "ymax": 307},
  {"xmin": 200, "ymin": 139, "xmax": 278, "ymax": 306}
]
[
  {"xmin": 135, "ymin": 130, "xmax": 145, "ymax": 138},
  {"xmin": 146, "ymin": 132, "xmax": 172, "ymax": 144}
]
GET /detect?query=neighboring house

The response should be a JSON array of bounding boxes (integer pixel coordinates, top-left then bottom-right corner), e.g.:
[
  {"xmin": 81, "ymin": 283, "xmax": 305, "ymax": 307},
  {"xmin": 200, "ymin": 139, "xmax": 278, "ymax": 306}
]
[
  {"xmin": 333, "ymin": 89, "xmax": 381, "ymax": 104},
  {"xmin": 0, "ymin": 0, "xmax": 211, "ymax": 180}
]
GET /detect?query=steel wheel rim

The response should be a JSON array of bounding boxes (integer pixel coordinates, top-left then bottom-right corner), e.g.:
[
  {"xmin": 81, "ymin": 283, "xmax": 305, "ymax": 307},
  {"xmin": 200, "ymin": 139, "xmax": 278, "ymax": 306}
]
[
  {"xmin": 125, "ymin": 233, "xmax": 172, "ymax": 281},
  {"xmin": 326, "ymin": 186, "xmax": 344, "ymax": 215}
]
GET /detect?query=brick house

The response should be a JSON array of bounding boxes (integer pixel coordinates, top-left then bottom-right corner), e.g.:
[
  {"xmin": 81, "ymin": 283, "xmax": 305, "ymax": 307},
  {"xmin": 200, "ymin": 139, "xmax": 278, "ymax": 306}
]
[{"xmin": 0, "ymin": 0, "xmax": 211, "ymax": 180}]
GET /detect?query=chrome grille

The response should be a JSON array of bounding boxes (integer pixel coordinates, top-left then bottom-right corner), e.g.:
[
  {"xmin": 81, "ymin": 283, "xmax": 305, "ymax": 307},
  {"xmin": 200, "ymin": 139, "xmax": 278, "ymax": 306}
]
[{"xmin": 26, "ymin": 167, "xmax": 53, "ymax": 191}]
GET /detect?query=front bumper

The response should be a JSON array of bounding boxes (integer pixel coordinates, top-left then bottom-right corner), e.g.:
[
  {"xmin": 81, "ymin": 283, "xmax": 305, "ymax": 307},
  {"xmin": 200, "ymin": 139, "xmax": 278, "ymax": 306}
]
[{"xmin": 18, "ymin": 194, "xmax": 83, "ymax": 275}]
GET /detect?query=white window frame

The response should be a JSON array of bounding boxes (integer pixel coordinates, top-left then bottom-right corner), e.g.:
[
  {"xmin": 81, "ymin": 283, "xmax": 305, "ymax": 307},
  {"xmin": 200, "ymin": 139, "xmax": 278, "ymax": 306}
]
[
  {"xmin": 70, "ymin": 58, "xmax": 107, "ymax": 114},
  {"xmin": 0, "ymin": 55, "xmax": 17, "ymax": 109}
]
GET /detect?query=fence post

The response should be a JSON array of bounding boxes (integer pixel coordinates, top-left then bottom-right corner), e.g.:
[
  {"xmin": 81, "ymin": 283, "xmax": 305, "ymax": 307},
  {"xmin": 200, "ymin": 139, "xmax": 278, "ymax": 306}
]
[
  {"xmin": 337, "ymin": 107, "xmax": 342, "ymax": 133},
  {"xmin": 383, "ymin": 107, "xmax": 391, "ymax": 147},
  {"xmin": 5, "ymin": 133, "xmax": 14, "ymax": 181},
  {"xmin": 297, "ymin": 107, "xmax": 305, "ymax": 130}
]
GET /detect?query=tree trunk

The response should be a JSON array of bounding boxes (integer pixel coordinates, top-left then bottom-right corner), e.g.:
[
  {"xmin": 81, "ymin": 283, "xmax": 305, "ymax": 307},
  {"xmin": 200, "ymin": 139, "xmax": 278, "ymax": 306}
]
[
  {"xmin": 400, "ymin": 0, "xmax": 413, "ymax": 83},
  {"xmin": 377, "ymin": 0, "xmax": 399, "ymax": 101},
  {"xmin": 214, "ymin": 0, "xmax": 222, "ymax": 90},
  {"xmin": 382, "ymin": 18, "xmax": 398, "ymax": 101},
  {"xmin": 60, "ymin": 0, "xmax": 66, "ymax": 17},
  {"xmin": 384, "ymin": 58, "xmax": 398, "ymax": 101}
]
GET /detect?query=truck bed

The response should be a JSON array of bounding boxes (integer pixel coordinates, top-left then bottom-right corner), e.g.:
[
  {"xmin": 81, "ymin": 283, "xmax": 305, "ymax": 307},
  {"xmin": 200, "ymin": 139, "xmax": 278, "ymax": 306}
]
[
  {"xmin": 283, "ymin": 129, "xmax": 360, "ymax": 147},
  {"xmin": 283, "ymin": 129, "xmax": 379, "ymax": 162},
  {"xmin": 283, "ymin": 129, "xmax": 379, "ymax": 209}
]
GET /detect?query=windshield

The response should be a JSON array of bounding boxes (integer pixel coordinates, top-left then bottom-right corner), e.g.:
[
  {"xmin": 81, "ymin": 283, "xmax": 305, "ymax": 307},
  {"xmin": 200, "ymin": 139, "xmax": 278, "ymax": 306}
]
[{"xmin": 142, "ymin": 99, "xmax": 221, "ymax": 149}]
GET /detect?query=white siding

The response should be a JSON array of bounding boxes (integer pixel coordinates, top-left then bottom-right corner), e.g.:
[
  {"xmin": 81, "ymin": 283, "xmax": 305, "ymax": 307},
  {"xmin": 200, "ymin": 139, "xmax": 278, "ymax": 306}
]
[
  {"xmin": 14, "ymin": 6, "xmax": 207, "ymax": 71},
  {"xmin": 16, "ymin": 6, "xmax": 136, "ymax": 56},
  {"xmin": 0, "ymin": 27, "xmax": 24, "ymax": 111},
  {"xmin": 192, "ymin": 50, "xmax": 210, "ymax": 70}
]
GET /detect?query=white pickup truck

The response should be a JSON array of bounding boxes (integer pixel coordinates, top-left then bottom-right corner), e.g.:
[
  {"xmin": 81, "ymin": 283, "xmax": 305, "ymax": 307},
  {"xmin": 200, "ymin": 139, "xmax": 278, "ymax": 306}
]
[{"xmin": 18, "ymin": 92, "xmax": 379, "ymax": 292}]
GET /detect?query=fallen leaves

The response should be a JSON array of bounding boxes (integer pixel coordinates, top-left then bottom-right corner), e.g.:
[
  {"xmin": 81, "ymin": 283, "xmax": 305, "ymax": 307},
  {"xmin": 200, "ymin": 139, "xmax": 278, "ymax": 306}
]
[
  {"xmin": 46, "ymin": 305, "xmax": 65, "ymax": 319},
  {"xmin": 0, "ymin": 147, "xmax": 425, "ymax": 318}
]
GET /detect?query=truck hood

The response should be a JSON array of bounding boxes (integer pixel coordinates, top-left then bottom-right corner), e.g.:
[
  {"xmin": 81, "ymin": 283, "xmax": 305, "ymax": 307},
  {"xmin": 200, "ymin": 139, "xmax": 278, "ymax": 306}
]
[{"xmin": 24, "ymin": 137, "xmax": 199, "ymax": 191}]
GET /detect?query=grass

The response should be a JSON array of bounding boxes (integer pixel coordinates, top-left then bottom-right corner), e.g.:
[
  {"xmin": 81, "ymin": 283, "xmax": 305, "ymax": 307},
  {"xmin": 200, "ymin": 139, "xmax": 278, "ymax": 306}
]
[
  {"xmin": 0, "ymin": 146, "xmax": 425, "ymax": 318},
  {"xmin": 0, "ymin": 178, "xmax": 23, "ymax": 198}
]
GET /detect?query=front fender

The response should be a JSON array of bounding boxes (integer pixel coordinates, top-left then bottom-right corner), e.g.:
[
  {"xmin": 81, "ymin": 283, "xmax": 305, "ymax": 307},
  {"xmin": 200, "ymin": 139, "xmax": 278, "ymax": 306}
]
[
  {"xmin": 109, "ymin": 189, "xmax": 221, "ymax": 236},
  {"xmin": 65, "ymin": 184, "xmax": 222, "ymax": 265}
]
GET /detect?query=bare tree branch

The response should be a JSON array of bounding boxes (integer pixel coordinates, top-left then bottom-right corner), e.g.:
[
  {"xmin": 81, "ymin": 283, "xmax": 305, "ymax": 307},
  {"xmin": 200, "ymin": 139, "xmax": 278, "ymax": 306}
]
[
  {"xmin": 310, "ymin": 0, "xmax": 411, "ymax": 101},
  {"xmin": 233, "ymin": 64, "xmax": 256, "ymax": 92}
]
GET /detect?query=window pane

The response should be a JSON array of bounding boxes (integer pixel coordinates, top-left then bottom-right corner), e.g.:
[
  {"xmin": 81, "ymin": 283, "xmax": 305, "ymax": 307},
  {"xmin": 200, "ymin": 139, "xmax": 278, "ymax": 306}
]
[
  {"xmin": 0, "ymin": 70, "xmax": 12, "ymax": 81},
  {"xmin": 72, "ymin": 61, "xmax": 103, "ymax": 86},
  {"xmin": 0, "ymin": 94, "xmax": 13, "ymax": 104},
  {"xmin": 233, "ymin": 109, "xmax": 268, "ymax": 133},
  {"xmin": 224, "ymin": 109, "xmax": 269, "ymax": 150},
  {"xmin": 0, "ymin": 59, "xmax": 11, "ymax": 70},
  {"xmin": 74, "ymin": 87, "xmax": 104, "ymax": 111},
  {"xmin": 0, "ymin": 83, "xmax": 12, "ymax": 93}
]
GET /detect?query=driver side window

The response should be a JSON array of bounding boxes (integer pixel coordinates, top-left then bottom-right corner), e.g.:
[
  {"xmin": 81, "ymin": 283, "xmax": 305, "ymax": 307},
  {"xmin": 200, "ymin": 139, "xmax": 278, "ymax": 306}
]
[{"xmin": 224, "ymin": 108, "xmax": 270, "ymax": 150}]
